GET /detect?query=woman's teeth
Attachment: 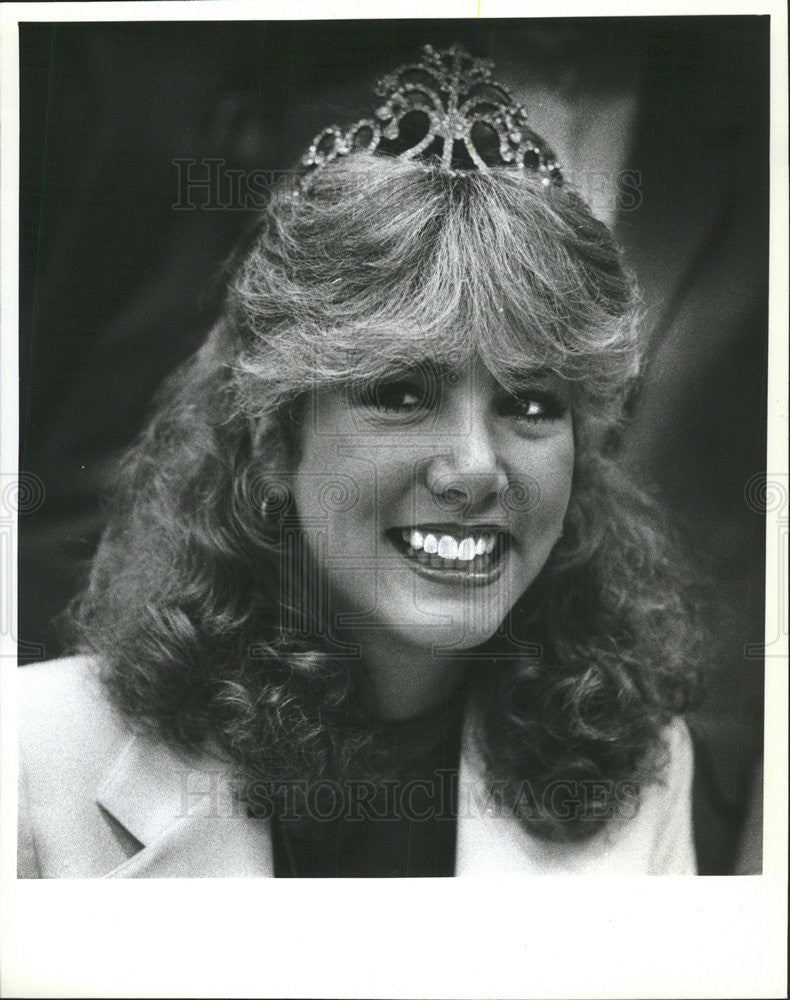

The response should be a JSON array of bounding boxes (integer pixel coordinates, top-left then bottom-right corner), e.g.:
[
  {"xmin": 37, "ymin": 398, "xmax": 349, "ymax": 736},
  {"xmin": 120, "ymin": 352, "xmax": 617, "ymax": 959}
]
[{"xmin": 399, "ymin": 528, "xmax": 498, "ymax": 567}]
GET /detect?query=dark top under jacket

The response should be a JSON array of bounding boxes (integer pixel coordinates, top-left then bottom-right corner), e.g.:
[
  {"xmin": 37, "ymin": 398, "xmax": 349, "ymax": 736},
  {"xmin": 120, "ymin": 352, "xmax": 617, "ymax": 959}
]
[{"xmin": 272, "ymin": 685, "xmax": 468, "ymax": 877}]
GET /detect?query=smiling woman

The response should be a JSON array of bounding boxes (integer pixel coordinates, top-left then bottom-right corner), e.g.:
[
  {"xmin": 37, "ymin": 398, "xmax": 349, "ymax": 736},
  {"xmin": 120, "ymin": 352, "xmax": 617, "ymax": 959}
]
[{"xmin": 18, "ymin": 45, "xmax": 702, "ymax": 878}]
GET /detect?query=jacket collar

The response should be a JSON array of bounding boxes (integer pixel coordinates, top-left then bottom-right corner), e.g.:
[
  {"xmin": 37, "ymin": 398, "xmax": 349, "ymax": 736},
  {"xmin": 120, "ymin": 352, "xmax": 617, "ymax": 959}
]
[{"xmin": 97, "ymin": 733, "xmax": 274, "ymax": 877}]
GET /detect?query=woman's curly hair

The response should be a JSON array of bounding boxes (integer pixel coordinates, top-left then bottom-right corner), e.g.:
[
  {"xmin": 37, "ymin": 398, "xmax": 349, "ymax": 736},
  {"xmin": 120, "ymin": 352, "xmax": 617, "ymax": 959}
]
[{"xmin": 68, "ymin": 155, "xmax": 702, "ymax": 842}]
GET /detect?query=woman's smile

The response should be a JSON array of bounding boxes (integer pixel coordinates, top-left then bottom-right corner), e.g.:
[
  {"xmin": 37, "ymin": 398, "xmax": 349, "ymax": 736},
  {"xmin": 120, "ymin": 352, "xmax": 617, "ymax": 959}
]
[{"xmin": 386, "ymin": 523, "xmax": 510, "ymax": 585}]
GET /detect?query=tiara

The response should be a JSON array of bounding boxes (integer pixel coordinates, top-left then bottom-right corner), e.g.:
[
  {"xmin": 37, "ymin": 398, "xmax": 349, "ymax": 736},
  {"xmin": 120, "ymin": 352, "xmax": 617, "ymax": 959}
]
[{"xmin": 300, "ymin": 44, "xmax": 563, "ymax": 185}]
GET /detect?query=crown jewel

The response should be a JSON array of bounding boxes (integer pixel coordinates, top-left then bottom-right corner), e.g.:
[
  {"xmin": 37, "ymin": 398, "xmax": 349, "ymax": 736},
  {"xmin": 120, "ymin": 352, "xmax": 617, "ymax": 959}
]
[{"xmin": 301, "ymin": 44, "xmax": 563, "ymax": 184}]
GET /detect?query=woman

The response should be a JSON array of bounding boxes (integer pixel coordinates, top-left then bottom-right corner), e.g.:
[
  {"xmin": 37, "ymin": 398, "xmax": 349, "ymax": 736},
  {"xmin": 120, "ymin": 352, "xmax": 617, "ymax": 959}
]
[{"xmin": 18, "ymin": 45, "xmax": 700, "ymax": 877}]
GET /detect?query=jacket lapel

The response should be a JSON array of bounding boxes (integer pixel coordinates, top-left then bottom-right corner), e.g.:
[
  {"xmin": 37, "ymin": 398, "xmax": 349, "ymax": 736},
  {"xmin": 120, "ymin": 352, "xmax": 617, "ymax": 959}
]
[
  {"xmin": 97, "ymin": 733, "xmax": 273, "ymax": 877},
  {"xmin": 455, "ymin": 712, "xmax": 629, "ymax": 875},
  {"xmin": 455, "ymin": 717, "xmax": 556, "ymax": 874}
]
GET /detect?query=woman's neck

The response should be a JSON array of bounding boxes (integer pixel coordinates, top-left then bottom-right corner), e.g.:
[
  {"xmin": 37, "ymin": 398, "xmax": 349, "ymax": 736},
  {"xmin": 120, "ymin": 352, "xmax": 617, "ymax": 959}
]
[{"xmin": 350, "ymin": 629, "xmax": 470, "ymax": 720}]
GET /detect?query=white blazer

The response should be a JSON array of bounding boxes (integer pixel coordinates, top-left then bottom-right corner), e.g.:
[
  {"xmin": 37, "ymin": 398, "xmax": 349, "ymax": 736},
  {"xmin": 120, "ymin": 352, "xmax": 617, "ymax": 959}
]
[{"xmin": 17, "ymin": 657, "xmax": 697, "ymax": 877}]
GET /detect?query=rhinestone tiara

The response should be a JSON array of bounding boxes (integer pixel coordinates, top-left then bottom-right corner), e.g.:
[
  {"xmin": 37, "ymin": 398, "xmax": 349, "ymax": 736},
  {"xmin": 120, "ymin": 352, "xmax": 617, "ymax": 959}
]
[{"xmin": 300, "ymin": 44, "xmax": 563, "ymax": 185}]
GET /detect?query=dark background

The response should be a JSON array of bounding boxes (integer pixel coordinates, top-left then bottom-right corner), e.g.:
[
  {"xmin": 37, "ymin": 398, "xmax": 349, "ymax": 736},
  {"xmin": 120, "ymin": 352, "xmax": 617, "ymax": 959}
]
[{"xmin": 17, "ymin": 17, "xmax": 768, "ymax": 874}]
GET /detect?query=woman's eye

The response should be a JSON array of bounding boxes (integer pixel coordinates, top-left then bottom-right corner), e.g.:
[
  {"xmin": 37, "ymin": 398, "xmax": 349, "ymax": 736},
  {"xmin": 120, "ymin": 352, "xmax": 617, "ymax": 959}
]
[
  {"xmin": 374, "ymin": 383, "xmax": 423, "ymax": 414},
  {"xmin": 502, "ymin": 391, "xmax": 566, "ymax": 423},
  {"xmin": 352, "ymin": 379, "xmax": 431, "ymax": 418}
]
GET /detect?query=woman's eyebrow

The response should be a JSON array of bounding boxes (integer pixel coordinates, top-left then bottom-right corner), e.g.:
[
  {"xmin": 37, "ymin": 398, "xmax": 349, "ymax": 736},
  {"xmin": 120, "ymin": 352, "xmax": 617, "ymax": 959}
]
[
  {"xmin": 378, "ymin": 360, "xmax": 447, "ymax": 381},
  {"xmin": 496, "ymin": 368, "xmax": 566, "ymax": 393}
]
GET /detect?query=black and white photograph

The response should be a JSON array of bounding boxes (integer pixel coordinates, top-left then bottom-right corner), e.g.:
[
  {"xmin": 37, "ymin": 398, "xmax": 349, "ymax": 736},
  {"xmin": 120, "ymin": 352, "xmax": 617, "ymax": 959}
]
[{"xmin": 1, "ymin": 3, "xmax": 786, "ymax": 998}]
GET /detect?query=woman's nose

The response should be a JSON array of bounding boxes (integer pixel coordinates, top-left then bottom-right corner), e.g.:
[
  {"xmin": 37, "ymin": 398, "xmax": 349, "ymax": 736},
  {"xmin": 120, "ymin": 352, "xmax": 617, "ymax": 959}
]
[{"xmin": 426, "ymin": 415, "xmax": 508, "ymax": 514}]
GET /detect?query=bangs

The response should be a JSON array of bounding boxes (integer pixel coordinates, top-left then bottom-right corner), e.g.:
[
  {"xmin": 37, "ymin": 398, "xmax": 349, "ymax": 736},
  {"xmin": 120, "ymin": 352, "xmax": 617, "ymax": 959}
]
[{"xmin": 230, "ymin": 155, "xmax": 639, "ymax": 422}]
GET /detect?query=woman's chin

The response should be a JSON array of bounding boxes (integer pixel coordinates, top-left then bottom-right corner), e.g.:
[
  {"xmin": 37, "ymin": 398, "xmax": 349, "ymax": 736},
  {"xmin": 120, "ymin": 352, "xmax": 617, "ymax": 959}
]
[
  {"xmin": 375, "ymin": 563, "xmax": 526, "ymax": 653},
  {"xmin": 325, "ymin": 567, "xmax": 524, "ymax": 656},
  {"xmin": 368, "ymin": 609, "xmax": 505, "ymax": 655}
]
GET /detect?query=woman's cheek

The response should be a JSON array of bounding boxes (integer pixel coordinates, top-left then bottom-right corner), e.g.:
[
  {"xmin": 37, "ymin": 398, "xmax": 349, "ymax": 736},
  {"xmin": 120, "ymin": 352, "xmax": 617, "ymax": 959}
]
[{"xmin": 519, "ymin": 432, "xmax": 574, "ymax": 527}]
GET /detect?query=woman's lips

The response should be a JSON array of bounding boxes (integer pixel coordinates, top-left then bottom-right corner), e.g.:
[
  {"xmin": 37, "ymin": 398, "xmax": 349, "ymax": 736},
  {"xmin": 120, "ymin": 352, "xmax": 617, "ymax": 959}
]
[{"xmin": 386, "ymin": 526, "xmax": 510, "ymax": 586}]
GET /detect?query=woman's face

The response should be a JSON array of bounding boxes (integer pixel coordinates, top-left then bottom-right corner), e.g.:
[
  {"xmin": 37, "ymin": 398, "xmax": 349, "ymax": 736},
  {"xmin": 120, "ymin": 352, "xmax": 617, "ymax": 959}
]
[{"xmin": 290, "ymin": 356, "xmax": 574, "ymax": 665}]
